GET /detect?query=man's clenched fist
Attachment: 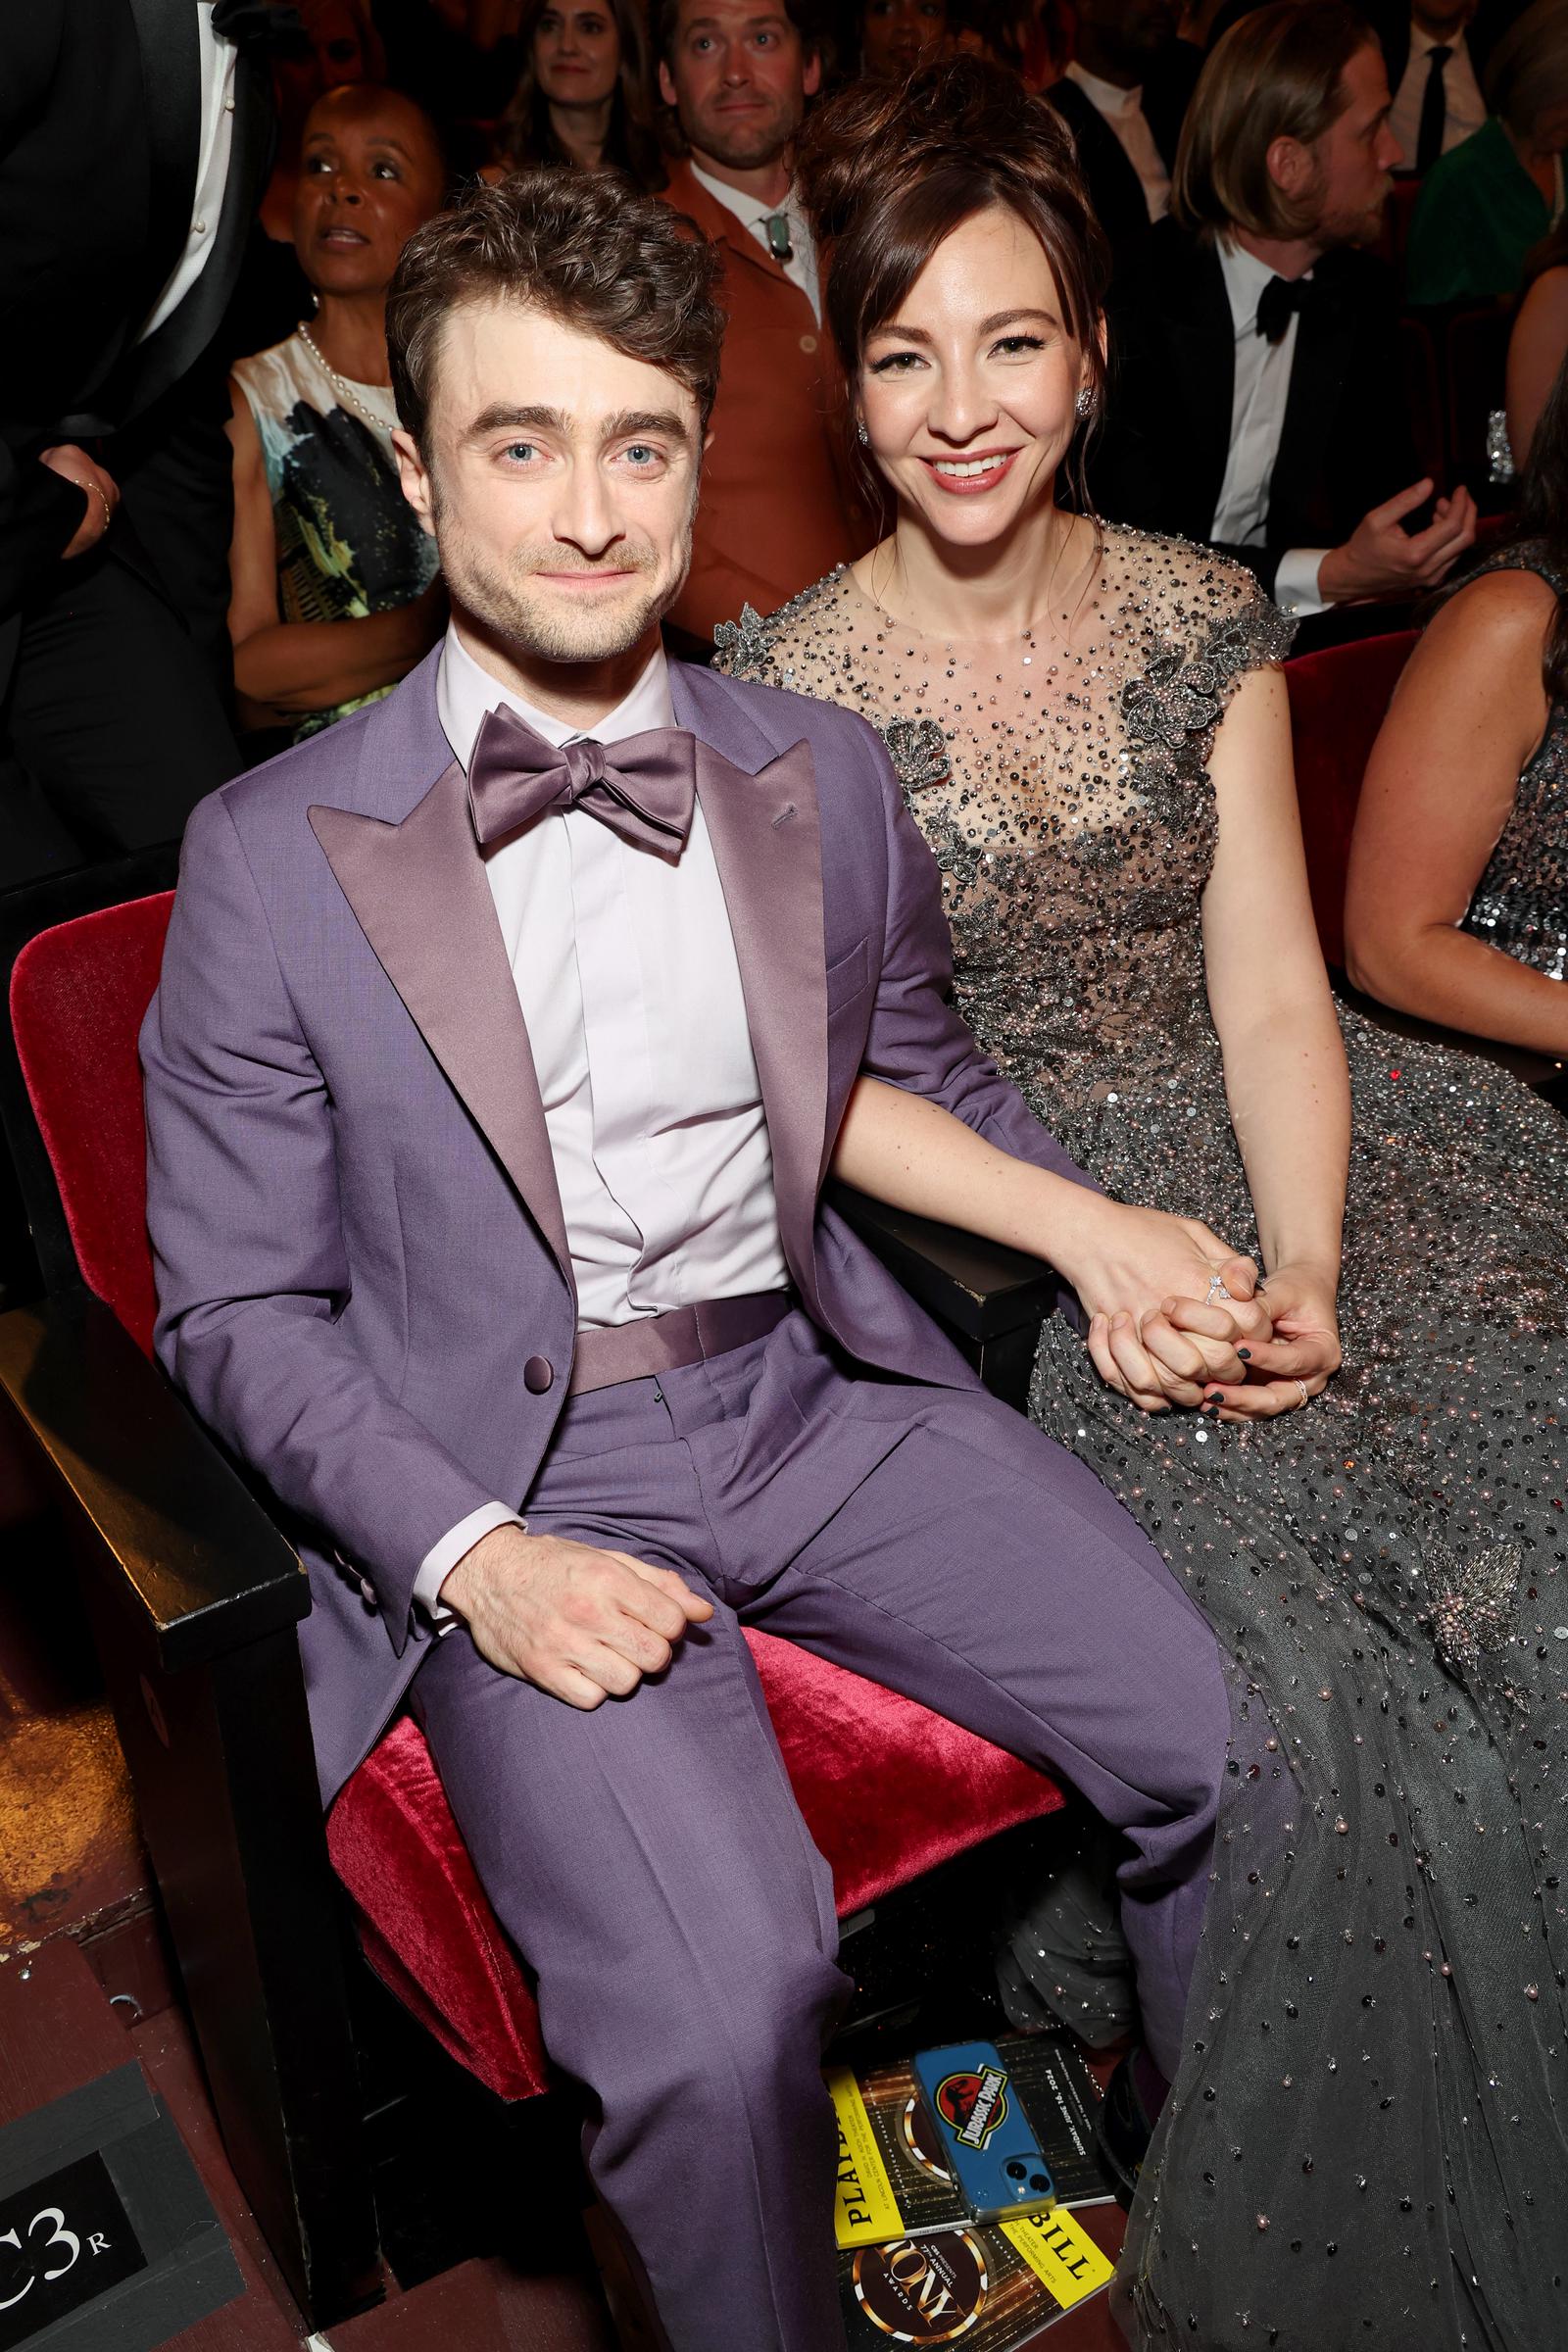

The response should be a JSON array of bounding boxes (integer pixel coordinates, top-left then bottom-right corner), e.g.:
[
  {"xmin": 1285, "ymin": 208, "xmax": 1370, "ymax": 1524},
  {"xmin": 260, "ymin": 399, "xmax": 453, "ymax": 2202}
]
[{"xmin": 441, "ymin": 1524, "xmax": 714, "ymax": 1708}]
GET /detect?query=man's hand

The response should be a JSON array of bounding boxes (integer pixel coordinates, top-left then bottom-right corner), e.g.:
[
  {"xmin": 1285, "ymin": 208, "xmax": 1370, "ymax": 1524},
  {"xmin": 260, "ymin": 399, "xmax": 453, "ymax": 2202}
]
[
  {"xmin": 1057, "ymin": 1195, "xmax": 1271, "ymax": 1412},
  {"xmin": 441, "ymin": 1523, "xmax": 714, "ymax": 1707},
  {"xmin": 39, "ymin": 444, "xmax": 121, "ymax": 560},
  {"xmin": 1318, "ymin": 479, "xmax": 1477, "ymax": 605}
]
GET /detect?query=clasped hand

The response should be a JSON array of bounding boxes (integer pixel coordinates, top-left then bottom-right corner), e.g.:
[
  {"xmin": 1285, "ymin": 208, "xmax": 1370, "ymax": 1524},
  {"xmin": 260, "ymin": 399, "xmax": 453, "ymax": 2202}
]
[{"xmin": 1064, "ymin": 1199, "xmax": 1340, "ymax": 1419}]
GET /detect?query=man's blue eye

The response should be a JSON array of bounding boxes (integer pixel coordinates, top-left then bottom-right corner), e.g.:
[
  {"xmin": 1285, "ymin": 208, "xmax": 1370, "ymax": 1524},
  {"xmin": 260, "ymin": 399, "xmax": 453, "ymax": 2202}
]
[{"xmin": 505, "ymin": 444, "xmax": 536, "ymax": 463}]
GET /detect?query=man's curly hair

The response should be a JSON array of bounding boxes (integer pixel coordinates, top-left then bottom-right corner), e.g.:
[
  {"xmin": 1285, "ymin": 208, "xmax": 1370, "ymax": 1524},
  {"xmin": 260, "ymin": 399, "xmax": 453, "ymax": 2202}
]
[{"xmin": 387, "ymin": 168, "xmax": 725, "ymax": 451}]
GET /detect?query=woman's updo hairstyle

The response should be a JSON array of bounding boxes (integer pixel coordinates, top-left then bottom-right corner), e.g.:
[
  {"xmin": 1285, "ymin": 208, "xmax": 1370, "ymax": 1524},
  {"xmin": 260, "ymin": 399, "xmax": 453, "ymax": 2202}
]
[{"xmin": 795, "ymin": 58, "xmax": 1109, "ymax": 510}]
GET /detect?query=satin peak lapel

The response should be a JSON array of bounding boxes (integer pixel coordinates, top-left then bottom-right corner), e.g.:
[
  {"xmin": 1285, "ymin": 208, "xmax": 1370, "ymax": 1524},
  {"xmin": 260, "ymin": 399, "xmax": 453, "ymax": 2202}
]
[
  {"xmin": 693, "ymin": 736, "xmax": 828, "ymax": 1301},
  {"xmin": 310, "ymin": 765, "xmax": 574, "ymax": 1293}
]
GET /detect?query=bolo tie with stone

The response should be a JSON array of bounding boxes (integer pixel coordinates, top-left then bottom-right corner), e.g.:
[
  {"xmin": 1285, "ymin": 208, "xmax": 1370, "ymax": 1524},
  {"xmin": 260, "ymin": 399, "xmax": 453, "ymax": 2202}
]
[{"xmin": 760, "ymin": 212, "xmax": 795, "ymax": 264}]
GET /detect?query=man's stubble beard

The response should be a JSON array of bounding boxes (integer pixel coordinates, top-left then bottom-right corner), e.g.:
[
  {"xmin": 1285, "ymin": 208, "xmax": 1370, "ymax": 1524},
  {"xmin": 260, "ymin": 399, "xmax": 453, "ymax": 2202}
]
[
  {"xmin": 432, "ymin": 488, "xmax": 699, "ymax": 665},
  {"xmin": 684, "ymin": 92, "xmax": 800, "ymax": 174}
]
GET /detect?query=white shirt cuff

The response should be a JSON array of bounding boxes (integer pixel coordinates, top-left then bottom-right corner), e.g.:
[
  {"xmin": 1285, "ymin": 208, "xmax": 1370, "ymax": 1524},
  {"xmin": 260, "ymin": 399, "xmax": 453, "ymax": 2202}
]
[
  {"xmin": 412, "ymin": 1501, "xmax": 527, "ymax": 1625},
  {"xmin": 1274, "ymin": 548, "xmax": 1331, "ymax": 617}
]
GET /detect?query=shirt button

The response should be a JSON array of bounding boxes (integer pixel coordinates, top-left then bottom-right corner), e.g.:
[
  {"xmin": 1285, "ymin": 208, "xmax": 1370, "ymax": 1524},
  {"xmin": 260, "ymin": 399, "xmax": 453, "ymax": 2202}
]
[
  {"xmin": 523, "ymin": 1354, "xmax": 555, "ymax": 1395},
  {"xmin": 225, "ymin": 95, "xmax": 235, "ymax": 112},
  {"xmin": 799, "ymin": 333, "xmax": 817, "ymax": 354},
  {"xmin": 193, "ymin": 218, "xmax": 208, "ymax": 236}
]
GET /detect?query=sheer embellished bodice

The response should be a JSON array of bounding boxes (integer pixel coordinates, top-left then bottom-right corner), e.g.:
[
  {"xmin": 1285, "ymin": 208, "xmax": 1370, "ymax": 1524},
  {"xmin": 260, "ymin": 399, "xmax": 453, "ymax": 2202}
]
[
  {"xmin": 719, "ymin": 528, "xmax": 1568, "ymax": 2352},
  {"xmin": 717, "ymin": 530, "xmax": 1285, "ymax": 1120}
]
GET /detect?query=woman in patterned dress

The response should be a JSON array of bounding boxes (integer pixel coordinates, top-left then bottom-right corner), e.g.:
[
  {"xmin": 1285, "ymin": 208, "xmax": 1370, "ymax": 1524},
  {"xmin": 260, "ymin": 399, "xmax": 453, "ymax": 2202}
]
[
  {"xmin": 227, "ymin": 85, "xmax": 447, "ymax": 744},
  {"xmin": 716, "ymin": 59, "xmax": 1568, "ymax": 2352}
]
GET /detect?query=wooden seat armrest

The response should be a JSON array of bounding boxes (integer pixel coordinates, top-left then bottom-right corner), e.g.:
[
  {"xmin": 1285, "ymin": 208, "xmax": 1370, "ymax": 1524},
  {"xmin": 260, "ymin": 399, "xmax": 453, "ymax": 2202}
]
[
  {"xmin": 0, "ymin": 1287, "xmax": 307, "ymax": 1672},
  {"xmin": 826, "ymin": 1180, "xmax": 1057, "ymax": 1345}
]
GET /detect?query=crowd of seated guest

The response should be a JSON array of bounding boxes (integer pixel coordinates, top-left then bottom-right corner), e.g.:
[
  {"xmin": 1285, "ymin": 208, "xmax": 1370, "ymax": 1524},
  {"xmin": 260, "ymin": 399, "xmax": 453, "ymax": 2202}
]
[{"xmin": 1, "ymin": 0, "xmax": 1559, "ymax": 882}]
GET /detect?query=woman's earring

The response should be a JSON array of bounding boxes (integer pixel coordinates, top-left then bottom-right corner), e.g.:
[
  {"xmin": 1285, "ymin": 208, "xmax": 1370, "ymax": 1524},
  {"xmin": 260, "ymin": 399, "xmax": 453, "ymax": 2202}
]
[
  {"xmin": 857, "ymin": 416, "xmax": 870, "ymax": 446},
  {"xmin": 1075, "ymin": 386, "xmax": 1095, "ymax": 419}
]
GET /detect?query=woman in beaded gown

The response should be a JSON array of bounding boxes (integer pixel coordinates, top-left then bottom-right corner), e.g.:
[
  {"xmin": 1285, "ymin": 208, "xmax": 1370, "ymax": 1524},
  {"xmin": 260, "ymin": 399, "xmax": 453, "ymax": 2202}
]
[{"xmin": 715, "ymin": 60, "xmax": 1568, "ymax": 2352}]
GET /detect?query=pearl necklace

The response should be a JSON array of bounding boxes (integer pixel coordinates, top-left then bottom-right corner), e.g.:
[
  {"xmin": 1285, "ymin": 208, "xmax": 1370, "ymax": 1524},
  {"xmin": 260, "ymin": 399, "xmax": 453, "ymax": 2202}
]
[{"xmin": 296, "ymin": 322, "xmax": 393, "ymax": 430}]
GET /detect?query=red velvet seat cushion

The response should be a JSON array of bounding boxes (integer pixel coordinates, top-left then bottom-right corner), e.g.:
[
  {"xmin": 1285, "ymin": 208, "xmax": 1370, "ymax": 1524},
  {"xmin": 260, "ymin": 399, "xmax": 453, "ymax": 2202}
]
[
  {"xmin": 1286, "ymin": 631, "xmax": 1415, "ymax": 970},
  {"xmin": 12, "ymin": 892, "xmax": 1065, "ymax": 2107},
  {"xmin": 328, "ymin": 1635, "xmax": 1064, "ymax": 2101}
]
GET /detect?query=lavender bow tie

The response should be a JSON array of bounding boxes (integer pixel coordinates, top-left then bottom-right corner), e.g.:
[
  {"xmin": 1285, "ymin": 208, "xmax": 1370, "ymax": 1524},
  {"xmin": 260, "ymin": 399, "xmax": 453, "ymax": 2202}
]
[{"xmin": 466, "ymin": 704, "xmax": 698, "ymax": 859}]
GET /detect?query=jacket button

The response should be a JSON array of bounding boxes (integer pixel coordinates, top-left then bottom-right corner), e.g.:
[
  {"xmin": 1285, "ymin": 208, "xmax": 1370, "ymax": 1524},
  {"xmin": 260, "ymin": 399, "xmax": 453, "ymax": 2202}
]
[
  {"xmin": 799, "ymin": 332, "xmax": 817, "ymax": 353},
  {"xmin": 359, "ymin": 1577, "xmax": 378, "ymax": 1610},
  {"xmin": 524, "ymin": 1354, "xmax": 554, "ymax": 1394}
]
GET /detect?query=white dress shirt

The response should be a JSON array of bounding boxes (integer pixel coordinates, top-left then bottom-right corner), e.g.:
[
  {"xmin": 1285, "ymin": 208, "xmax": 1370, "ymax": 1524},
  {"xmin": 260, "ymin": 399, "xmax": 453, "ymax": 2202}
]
[
  {"xmin": 411, "ymin": 624, "xmax": 789, "ymax": 1615},
  {"xmin": 137, "ymin": 3, "xmax": 241, "ymax": 343},
  {"xmin": 689, "ymin": 161, "xmax": 822, "ymax": 323},
  {"xmin": 1389, "ymin": 19, "xmax": 1485, "ymax": 168},
  {"xmin": 1064, "ymin": 61, "xmax": 1169, "ymax": 224},
  {"xmin": 1209, "ymin": 239, "xmax": 1330, "ymax": 618}
]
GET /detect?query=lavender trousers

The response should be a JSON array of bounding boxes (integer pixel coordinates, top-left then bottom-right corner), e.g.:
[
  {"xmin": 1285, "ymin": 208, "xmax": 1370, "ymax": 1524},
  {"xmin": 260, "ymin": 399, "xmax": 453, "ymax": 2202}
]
[{"xmin": 411, "ymin": 1311, "xmax": 1229, "ymax": 2352}]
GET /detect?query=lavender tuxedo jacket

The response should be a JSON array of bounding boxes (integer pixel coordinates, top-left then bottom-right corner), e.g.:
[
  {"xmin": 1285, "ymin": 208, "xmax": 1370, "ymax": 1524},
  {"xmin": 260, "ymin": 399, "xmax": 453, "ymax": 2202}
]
[{"xmin": 141, "ymin": 647, "xmax": 1095, "ymax": 1801}]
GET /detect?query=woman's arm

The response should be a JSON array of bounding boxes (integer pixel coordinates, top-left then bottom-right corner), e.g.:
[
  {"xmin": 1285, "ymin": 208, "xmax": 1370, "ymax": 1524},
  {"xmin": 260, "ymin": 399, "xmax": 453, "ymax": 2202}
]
[
  {"xmin": 830, "ymin": 1078, "xmax": 1269, "ymax": 1411},
  {"xmin": 1192, "ymin": 662, "xmax": 1350, "ymax": 1419},
  {"xmin": 225, "ymin": 382, "xmax": 446, "ymax": 722},
  {"xmin": 1505, "ymin": 267, "xmax": 1568, "ymax": 468},
  {"xmin": 1344, "ymin": 568, "xmax": 1565, "ymax": 1054}
]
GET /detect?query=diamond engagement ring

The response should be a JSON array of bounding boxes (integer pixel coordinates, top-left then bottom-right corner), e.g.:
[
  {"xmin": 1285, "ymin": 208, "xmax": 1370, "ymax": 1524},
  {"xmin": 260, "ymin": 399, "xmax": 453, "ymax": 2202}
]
[
  {"xmin": 1294, "ymin": 1379, "xmax": 1310, "ymax": 1408},
  {"xmin": 1205, "ymin": 1273, "xmax": 1232, "ymax": 1305}
]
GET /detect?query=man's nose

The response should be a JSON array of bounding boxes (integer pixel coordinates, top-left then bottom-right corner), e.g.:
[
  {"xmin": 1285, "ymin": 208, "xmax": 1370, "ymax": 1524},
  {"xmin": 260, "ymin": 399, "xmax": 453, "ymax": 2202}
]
[{"xmin": 555, "ymin": 464, "xmax": 622, "ymax": 558}]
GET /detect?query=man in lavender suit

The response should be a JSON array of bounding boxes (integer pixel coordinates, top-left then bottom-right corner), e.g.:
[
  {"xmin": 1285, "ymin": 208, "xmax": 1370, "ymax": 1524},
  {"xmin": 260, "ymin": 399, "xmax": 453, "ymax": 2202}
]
[{"xmin": 142, "ymin": 171, "xmax": 1266, "ymax": 2350}]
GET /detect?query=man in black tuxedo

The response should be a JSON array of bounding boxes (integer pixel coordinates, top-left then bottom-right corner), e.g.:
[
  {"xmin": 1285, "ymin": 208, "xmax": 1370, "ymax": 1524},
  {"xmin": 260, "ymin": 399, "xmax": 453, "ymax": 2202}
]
[
  {"xmin": 0, "ymin": 0, "xmax": 275, "ymax": 882},
  {"xmin": 1047, "ymin": 0, "xmax": 1200, "ymax": 280},
  {"xmin": 1093, "ymin": 0, "xmax": 1476, "ymax": 652}
]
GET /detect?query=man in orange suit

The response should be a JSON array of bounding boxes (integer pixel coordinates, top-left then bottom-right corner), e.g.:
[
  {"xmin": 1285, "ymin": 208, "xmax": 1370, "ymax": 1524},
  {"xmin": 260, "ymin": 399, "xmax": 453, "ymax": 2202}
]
[{"xmin": 659, "ymin": 0, "xmax": 870, "ymax": 642}]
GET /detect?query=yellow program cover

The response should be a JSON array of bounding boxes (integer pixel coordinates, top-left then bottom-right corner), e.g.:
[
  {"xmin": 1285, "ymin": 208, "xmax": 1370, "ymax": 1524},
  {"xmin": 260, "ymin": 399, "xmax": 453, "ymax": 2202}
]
[
  {"xmin": 1000, "ymin": 2207, "xmax": 1117, "ymax": 2310},
  {"xmin": 828, "ymin": 2067, "xmax": 906, "ymax": 2249}
]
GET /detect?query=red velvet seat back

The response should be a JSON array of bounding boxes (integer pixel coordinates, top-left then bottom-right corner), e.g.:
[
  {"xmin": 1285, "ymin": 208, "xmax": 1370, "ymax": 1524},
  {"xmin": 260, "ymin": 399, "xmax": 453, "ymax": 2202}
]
[
  {"xmin": 9, "ymin": 894, "xmax": 174, "ymax": 1356},
  {"xmin": 1286, "ymin": 633, "xmax": 1415, "ymax": 971}
]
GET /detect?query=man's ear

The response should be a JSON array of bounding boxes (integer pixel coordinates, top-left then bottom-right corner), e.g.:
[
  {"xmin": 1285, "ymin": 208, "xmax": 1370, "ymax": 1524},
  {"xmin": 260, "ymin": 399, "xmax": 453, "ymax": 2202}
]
[
  {"xmin": 658, "ymin": 58, "xmax": 678, "ymax": 110},
  {"xmin": 802, "ymin": 44, "xmax": 822, "ymax": 98},
  {"xmin": 392, "ymin": 426, "xmax": 436, "ymax": 537},
  {"xmin": 1265, "ymin": 130, "xmax": 1312, "ymax": 207}
]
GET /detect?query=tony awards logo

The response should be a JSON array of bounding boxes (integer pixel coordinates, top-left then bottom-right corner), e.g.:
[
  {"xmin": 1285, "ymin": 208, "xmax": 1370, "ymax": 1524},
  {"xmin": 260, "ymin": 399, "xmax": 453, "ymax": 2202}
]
[{"xmin": 852, "ymin": 2230, "xmax": 990, "ymax": 2343}]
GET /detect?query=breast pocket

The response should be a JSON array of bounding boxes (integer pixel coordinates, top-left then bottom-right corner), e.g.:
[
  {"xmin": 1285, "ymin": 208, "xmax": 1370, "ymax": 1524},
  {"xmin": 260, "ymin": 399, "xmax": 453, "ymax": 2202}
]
[{"xmin": 825, "ymin": 934, "xmax": 875, "ymax": 1021}]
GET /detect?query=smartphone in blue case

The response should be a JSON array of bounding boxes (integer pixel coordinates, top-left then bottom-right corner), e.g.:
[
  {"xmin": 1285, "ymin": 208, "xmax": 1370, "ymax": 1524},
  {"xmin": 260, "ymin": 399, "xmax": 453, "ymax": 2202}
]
[{"xmin": 911, "ymin": 2039, "xmax": 1056, "ymax": 2222}]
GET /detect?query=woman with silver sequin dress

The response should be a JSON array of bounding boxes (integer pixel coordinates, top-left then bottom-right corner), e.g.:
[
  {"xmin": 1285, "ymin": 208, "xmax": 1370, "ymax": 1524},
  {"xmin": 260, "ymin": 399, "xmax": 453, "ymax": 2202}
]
[
  {"xmin": 717, "ymin": 60, "xmax": 1568, "ymax": 2352},
  {"xmin": 1348, "ymin": 361, "xmax": 1568, "ymax": 1052}
]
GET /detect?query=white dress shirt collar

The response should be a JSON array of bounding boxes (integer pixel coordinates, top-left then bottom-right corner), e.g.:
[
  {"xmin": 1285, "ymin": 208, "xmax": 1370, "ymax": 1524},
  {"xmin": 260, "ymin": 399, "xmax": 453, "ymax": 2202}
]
[
  {"xmin": 436, "ymin": 623, "xmax": 674, "ymax": 772},
  {"xmin": 1216, "ymin": 235, "xmax": 1311, "ymax": 337},
  {"xmin": 1065, "ymin": 59, "xmax": 1146, "ymax": 117},
  {"xmin": 687, "ymin": 161, "xmax": 822, "ymax": 322}
]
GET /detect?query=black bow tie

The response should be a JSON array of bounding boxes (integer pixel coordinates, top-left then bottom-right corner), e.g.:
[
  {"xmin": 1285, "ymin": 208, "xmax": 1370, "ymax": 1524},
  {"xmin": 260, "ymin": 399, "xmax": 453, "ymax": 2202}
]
[
  {"xmin": 211, "ymin": 0, "xmax": 304, "ymax": 50},
  {"xmin": 1254, "ymin": 272, "xmax": 1315, "ymax": 346}
]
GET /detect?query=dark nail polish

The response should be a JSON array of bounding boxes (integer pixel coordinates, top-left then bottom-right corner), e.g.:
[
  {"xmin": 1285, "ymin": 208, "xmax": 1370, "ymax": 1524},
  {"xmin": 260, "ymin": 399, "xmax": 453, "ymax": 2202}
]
[
  {"xmin": 1205, "ymin": 1392, "xmax": 1224, "ymax": 1405},
  {"xmin": 1238, "ymin": 1348, "xmax": 1251, "ymax": 1360}
]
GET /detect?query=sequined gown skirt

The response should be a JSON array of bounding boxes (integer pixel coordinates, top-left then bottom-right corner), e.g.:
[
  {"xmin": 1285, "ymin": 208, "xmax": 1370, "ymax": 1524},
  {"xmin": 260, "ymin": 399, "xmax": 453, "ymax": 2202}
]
[{"xmin": 1007, "ymin": 1001, "xmax": 1568, "ymax": 2352}]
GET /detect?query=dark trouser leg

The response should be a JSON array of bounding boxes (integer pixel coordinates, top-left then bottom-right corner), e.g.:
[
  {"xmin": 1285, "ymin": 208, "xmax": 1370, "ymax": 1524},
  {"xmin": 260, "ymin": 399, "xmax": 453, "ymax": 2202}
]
[
  {"xmin": 0, "ymin": 541, "xmax": 238, "ymax": 885},
  {"xmin": 112, "ymin": 360, "xmax": 239, "ymax": 685}
]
